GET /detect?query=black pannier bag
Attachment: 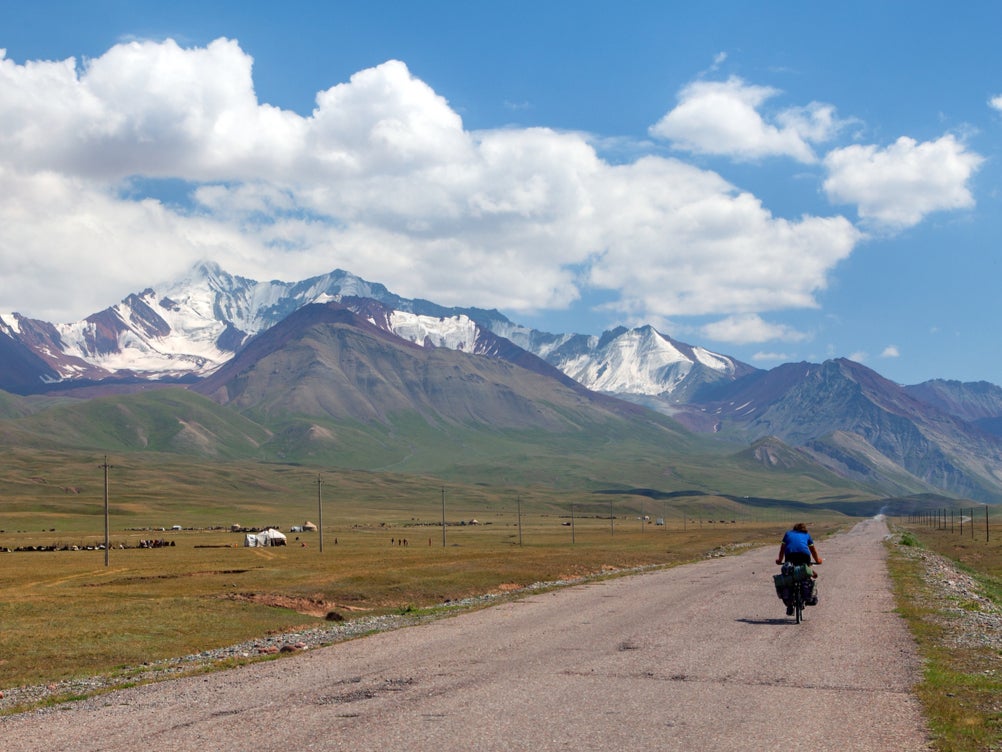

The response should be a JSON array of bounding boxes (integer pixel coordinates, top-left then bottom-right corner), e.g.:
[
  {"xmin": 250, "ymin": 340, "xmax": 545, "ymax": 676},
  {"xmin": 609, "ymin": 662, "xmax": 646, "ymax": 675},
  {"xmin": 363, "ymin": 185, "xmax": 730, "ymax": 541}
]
[{"xmin": 773, "ymin": 562, "xmax": 817, "ymax": 605}]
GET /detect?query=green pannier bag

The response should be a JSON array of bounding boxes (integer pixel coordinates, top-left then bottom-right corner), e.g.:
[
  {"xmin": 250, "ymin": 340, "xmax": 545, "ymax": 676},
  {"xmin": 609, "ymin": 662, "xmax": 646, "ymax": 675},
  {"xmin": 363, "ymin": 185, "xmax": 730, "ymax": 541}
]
[
  {"xmin": 790, "ymin": 563, "xmax": 813, "ymax": 581},
  {"xmin": 773, "ymin": 563, "xmax": 813, "ymax": 599},
  {"xmin": 773, "ymin": 571, "xmax": 792, "ymax": 598}
]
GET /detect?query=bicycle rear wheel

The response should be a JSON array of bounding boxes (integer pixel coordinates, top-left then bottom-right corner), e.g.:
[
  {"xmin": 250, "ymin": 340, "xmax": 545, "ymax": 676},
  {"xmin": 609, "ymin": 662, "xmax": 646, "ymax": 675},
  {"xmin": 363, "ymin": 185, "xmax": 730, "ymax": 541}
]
[{"xmin": 794, "ymin": 586, "xmax": 804, "ymax": 623}]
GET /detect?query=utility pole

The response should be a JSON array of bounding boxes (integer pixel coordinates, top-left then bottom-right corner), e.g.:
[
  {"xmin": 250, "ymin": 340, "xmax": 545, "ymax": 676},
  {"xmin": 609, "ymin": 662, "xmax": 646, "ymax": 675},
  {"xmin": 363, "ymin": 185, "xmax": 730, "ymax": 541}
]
[
  {"xmin": 316, "ymin": 473, "xmax": 324, "ymax": 553},
  {"xmin": 517, "ymin": 495, "xmax": 523, "ymax": 546},
  {"xmin": 441, "ymin": 487, "xmax": 446, "ymax": 547},
  {"xmin": 99, "ymin": 456, "xmax": 113, "ymax": 567}
]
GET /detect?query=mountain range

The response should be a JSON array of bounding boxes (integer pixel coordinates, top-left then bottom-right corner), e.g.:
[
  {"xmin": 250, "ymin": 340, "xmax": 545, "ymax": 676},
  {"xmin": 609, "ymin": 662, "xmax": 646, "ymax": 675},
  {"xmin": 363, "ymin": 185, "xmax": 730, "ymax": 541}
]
[{"xmin": 2, "ymin": 261, "xmax": 1002, "ymax": 504}]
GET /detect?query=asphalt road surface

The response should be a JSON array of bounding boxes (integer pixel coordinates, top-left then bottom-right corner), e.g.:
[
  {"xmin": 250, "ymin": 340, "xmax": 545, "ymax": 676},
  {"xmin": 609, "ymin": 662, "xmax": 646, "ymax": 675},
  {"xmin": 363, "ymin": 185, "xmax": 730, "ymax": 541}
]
[{"xmin": 3, "ymin": 517, "xmax": 931, "ymax": 751}]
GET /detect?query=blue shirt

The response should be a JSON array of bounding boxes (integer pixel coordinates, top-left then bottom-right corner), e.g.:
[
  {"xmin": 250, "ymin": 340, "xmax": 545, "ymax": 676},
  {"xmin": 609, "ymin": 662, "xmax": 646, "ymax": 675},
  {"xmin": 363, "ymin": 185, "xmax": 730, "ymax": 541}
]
[{"xmin": 782, "ymin": 529, "xmax": 813, "ymax": 556}]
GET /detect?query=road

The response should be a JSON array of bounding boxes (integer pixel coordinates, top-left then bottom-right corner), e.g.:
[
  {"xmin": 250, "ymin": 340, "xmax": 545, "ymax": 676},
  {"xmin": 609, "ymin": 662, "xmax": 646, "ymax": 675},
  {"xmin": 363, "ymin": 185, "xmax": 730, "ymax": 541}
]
[{"xmin": 3, "ymin": 517, "xmax": 931, "ymax": 751}]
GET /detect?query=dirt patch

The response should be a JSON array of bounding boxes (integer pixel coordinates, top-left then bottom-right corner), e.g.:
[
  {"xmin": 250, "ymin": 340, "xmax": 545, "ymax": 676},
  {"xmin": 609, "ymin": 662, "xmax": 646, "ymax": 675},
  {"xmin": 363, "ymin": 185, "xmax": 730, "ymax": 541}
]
[{"xmin": 226, "ymin": 593, "xmax": 369, "ymax": 617}]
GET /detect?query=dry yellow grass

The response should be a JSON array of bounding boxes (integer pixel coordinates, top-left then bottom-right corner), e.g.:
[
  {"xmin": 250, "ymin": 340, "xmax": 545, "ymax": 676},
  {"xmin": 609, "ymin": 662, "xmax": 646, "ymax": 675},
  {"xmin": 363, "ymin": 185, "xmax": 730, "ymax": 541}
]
[
  {"xmin": 888, "ymin": 517, "xmax": 1002, "ymax": 751},
  {"xmin": 0, "ymin": 452, "xmax": 845, "ymax": 689},
  {"xmin": 0, "ymin": 516, "xmax": 834, "ymax": 688}
]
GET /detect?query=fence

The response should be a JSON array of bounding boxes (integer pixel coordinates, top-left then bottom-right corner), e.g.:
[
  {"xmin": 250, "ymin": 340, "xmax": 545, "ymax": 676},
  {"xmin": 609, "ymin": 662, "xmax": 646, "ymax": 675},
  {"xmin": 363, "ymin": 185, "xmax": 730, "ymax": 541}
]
[{"xmin": 905, "ymin": 505, "xmax": 992, "ymax": 542}]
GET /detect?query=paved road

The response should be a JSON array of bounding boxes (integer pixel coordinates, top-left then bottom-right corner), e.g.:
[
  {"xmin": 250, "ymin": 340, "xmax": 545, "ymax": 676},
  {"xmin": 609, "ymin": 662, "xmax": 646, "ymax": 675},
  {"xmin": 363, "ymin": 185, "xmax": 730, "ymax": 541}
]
[{"xmin": 4, "ymin": 517, "xmax": 930, "ymax": 751}]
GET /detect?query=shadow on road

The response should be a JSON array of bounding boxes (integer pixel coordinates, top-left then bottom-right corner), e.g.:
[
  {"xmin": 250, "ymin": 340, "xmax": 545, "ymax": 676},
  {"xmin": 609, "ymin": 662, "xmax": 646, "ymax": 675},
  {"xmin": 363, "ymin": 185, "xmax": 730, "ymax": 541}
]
[{"xmin": 735, "ymin": 617, "xmax": 795, "ymax": 626}]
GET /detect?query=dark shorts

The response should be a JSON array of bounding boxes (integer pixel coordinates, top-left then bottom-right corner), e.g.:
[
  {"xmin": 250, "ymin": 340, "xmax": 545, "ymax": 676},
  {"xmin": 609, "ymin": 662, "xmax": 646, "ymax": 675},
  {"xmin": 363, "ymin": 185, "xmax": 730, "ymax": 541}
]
[{"xmin": 785, "ymin": 552, "xmax": 811, "ymax": 565}]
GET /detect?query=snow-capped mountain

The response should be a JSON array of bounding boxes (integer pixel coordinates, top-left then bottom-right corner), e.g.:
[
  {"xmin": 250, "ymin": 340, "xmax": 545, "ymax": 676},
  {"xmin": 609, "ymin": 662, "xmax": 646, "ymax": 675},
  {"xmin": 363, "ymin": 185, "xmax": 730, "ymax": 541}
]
[
  {"xmin": 0, "ymin": 262, "xmax": 746, "ymax": 398},
  {"xmin": 5, "ymin": 262, "xmax": 1002, "ymax": 502},
  {"xmin": 510, "ymin": 325, "xmax": 755, "ymax": 402},
  {"xmin": 0, "ymin": 262, "xmax": 500, "ymax": 384}
]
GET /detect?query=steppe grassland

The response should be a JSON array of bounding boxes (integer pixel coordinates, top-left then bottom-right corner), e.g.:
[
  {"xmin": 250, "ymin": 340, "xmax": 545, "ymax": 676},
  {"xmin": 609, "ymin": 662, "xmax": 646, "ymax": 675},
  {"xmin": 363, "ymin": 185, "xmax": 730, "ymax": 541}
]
[{"xmin": 0, "ymin": 453, "xmax": 840, "ymax": 688}]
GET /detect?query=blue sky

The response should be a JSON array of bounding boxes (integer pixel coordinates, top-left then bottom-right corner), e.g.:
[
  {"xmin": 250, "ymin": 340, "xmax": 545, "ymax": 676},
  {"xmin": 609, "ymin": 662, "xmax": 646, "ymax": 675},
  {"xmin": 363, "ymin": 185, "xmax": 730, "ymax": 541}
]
[{"xmin": 1, "ymin": 1, "xmax": 1000, "ymax": 386}]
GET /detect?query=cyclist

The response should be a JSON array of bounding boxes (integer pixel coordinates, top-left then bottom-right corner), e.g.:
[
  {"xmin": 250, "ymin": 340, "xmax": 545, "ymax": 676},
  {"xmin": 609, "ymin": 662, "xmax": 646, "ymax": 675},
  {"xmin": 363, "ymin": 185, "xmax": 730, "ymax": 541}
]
[{"xmin": 776, "ymin": 522, "xmax": 822, "ymax": 615}]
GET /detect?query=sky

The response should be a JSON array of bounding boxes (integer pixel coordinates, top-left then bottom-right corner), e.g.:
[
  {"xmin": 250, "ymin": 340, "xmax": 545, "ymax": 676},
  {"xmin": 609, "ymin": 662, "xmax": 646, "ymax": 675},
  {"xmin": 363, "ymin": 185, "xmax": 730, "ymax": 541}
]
[{"xmin": 0, "ymin": 1, "xmax": 1000, "ymax": 386}]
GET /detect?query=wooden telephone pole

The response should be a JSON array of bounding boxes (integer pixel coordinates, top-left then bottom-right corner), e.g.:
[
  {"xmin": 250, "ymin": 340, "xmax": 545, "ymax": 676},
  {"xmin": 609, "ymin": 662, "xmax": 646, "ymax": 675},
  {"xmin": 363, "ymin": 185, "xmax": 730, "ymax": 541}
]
[{"xmin": 99, "ymin": 456, "xmax": 113, "ymax": 566}]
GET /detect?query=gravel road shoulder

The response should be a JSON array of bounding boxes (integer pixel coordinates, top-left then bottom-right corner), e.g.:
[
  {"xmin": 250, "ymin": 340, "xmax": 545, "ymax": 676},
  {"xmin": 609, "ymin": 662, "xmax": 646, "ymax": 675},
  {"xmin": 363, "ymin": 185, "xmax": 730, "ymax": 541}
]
[{"xmin": 3, "ymin": 518, "xmax": 934, "ymax": 751}]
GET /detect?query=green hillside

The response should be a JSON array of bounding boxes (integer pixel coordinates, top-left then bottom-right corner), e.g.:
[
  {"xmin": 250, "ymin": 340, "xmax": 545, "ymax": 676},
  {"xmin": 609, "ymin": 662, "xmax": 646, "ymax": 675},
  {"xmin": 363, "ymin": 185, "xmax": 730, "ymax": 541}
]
[
  {"xmin": 0, "ymin": 387, "xmax": 272, "ymax": 457},
  {"xmin": 0, "ymin": 381, "xmax": 880, "ymax": 530}
]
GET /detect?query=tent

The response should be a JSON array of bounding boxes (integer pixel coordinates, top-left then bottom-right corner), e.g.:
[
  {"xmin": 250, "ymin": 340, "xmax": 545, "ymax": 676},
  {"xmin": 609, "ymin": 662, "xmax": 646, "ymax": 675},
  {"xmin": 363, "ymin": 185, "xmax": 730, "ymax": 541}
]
[
  {"xmin": 302, "ymin": 521, "xmax": 318, "ymax": 531},
  {"xmin": 244, "ymin": 528, "xmax": 288, "ymax": 547}
]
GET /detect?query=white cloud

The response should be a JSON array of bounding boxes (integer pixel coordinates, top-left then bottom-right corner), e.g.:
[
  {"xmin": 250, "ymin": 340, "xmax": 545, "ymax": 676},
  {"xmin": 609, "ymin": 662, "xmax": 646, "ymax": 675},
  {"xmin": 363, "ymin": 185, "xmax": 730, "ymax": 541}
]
[
  {"xmin": 775, "ymin": 102, "xmax": 844, "ymax": 144},
  {"xmin": 0, "ymin": 39, "xmax": 866, "ymax": 326},
  {"xmin": 698, "ymin": 314, "xmax": 809, "ymax": 345},
  {"xmin": 0, "ymin": 165, "xmax": 262, "ymax": 321},
  {"xmin": 649, "ymin": 76, "xmax": 845, "ymax": 163},
  {"xmin": 881, "ymin": 345, "xmax": 900, "ymax": 358},
  {"xmin": 588, "ymin": 162, "xmax": 861, "ymax": 317},
  {"xmin": 990, "ymin": 95, "xmax": 1002, "ymax": 113},
  {"xmin": 822, "ymin": 135, "xmax": 983, "ymax": 230},
  {"xmin": 0, "ymin": 39, "xmax": 307, "ymax": 182}
]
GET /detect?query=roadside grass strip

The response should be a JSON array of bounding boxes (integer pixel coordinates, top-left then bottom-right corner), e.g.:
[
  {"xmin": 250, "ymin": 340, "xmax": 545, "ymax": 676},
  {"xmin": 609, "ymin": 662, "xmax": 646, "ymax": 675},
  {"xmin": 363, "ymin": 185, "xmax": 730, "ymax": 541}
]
[{"xmin": 887, "ymin": 525, "xmax": 1002, "ymax": 752}]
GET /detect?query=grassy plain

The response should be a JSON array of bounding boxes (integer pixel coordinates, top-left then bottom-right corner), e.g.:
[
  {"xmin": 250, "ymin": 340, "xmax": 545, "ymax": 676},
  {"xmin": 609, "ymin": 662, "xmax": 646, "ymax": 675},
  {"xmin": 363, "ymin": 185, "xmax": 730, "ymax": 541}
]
[
  {"xmin": 888, "ymin": 517, "xmax": 1002, "ymax": 752},
  {"xmin": 0, "ymin": 450, "xmax": 845, "ymax": 692}
]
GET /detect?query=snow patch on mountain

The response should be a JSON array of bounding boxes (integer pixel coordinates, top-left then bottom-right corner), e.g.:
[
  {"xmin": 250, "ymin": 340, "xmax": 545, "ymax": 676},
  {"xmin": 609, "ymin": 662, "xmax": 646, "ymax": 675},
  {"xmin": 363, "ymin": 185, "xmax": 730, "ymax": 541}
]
[
  {"xmin": 5, "ymin": 261, "xmax": 750, "ymax": 399},
  {"xmin": 559, "ymin": 328, "xmax": 696, "ymax": 395},
  {"xmin": 484, "ymin": 320, "xmax": 576, "ymax": 359},
  {"xmin": 160, "ymin": 263, "xmax": 292, "ymax": 335},
  {"xmin": 39, "ymin": 262, "xmax": 396, "ymax": 379},
  {"xmin": 55, "ymin": 296, "xmax": 232, "ymax": 376},
  {"xmin": 387, "ymin": 311, "xmax": 480, "ymax": 352},
  {"xmin": 0, "ymin": 313, "xmax": 21, "ymax": 335},
  {"xmin": 691, "ymin": 346, "xmax": 732, "ymax": 371}
]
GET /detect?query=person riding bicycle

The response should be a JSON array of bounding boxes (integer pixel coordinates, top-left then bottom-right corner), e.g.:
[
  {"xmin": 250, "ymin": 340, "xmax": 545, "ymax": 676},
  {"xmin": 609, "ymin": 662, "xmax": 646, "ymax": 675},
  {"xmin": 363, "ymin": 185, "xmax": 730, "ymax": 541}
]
[
  {"xmin": 776, "ymin": 522, "xmax": 823, "ymax": 568},
  {"xmin": 776, "ymin": 522, "xmax": 822, "ymax": 615}
]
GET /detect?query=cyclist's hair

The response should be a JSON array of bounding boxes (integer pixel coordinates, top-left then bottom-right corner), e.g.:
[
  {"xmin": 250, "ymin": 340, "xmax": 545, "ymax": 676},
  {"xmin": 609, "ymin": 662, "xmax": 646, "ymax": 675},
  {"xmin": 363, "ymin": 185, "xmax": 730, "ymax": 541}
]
[{"xmin": 793, "ymin": 522, "xmax": 808, "ymax": 533}]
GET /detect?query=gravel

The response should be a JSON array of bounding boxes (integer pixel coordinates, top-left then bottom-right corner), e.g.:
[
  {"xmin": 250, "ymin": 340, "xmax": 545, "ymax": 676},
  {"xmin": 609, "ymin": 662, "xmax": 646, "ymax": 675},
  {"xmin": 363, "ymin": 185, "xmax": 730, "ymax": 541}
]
[
  {"xmin": 0, "ymin": 569, "xmax": 646, "ymax": 715},
  {"xmin": 1, "ymin": 519, "xmax": 932, "ymax": 751},
  {"xmin": 7, "ymin": 530, "xmax": 995, "ymax": 735},
  {"xmin": 893, "ymin": 540, "xmax": 1002, "ymax": 654}
]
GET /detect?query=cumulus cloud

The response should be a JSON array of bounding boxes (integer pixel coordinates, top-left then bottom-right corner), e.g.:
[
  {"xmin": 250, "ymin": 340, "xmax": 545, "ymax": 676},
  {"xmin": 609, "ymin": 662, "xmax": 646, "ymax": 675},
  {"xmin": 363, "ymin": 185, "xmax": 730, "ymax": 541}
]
[
  {"xmin": 0, "ymin": 38, "xmax": 971, "ymax": 339},
  {"xmin": 698, "ymin": 314, "xmax": 809, "ymax": 345},
  {"xmin": 0, "ymin": 165, "xmax": 260, "ymax": 320},
  {"xmin": 990, "ymin": 95, "xmax": 1002, "ymax": 113},
  {"xmin": 881, "ymin": 345, "xmax": 900, "ymax": 358},
  {"xmin": 649, "ymin": 76, "xmax": 845, "ymax": 163},
  {"xmin": 822, "ymin": 135, "xmax": 983, "ymax": 230}
]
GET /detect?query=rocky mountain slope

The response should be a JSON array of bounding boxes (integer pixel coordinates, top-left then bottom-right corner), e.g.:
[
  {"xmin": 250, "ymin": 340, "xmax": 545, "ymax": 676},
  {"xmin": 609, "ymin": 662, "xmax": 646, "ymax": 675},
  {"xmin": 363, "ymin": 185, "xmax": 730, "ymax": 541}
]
[
  {"xmin": 3, "ymin": 262, "xmax": 1002, "ymax": 501},
  {"xmin": 193, "ymin": 300, "xmax": 646, "ymax": 429},
  {"xmin": 686, "ymin": 359, "xmax": 1002, "ymax": 502},
  {"xmin": 0, "ymin": 262, "xmax": 746, "ymax": 400},
  {"xmin": 904, "ymin": 379, "xmax": 1002, "ymax": 438},
  {"xmin": 1, "ymin": 298, "xmax": 710, "ymax": 489}
]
